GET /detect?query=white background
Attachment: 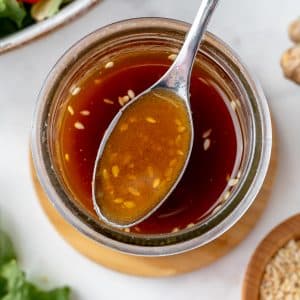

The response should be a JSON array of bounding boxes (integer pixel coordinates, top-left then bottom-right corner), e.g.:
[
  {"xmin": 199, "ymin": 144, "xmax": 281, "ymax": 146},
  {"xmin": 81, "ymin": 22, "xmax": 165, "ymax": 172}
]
[{"xmin": 1, "ymin": 0, "xmax": 300, "ymax": 299}]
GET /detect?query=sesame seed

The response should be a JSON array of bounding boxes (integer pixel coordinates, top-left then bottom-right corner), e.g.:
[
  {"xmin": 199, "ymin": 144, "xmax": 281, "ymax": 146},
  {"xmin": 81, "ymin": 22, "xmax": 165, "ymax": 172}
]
[
  {"xmin": 168, "ymin": 54, "xmax": 177, "ymax": 61},
  {"xmin": 67, "ymin": 105, "xmax": 74, "ymax": 115},
  {"xmin": 169, "ymin": 159, "xmax": 177, "ymax": 167},
  {"xmin": 123, "ymin": 95, "xmax": 130, "ymax": 102},
  {"xmin": 118, "ymin": 95, "xmax": 130, "ymax": 106},
  {"xmin": 128, "ymin": 187, "xmax": 140, "ymax": 197},
  {"xmin": 74, "ymin": 121, "xmax": 85, "ymax": 130},
  {"xmin": 203, "ymin": 138, "xmax": 211, "ymax": 151},
  {"xmin": 112, "ymin": 165, "xmax": 120, "ymax": 178},
  {"xmin": 177, "ymin": 150, "xmax": 184, "ymax": 156},
  {"xmin": 120, "ymin": 123, "xmax": 128, "ymax": 132},
  {"xmin": 152, "ymin": 178, "xmax": 161, "ymax": 189},
  {"xmin": 127, "ymin": 89, "xmax": 135, "ymax": 99},
  {"xmin": 146, "ymin": 117, "xmax": 157, "ymax": 124},
  {"xmin": 114, "ymin": 198, "xmax": 123, "ymax": 204},
  {"xmin": 186, "ymin": 223, "xmax": 195, "ymax": 229},
  {"xmin": 105, "ymin": 61, "xmax": 114, "ymax": 69},
  {"xmin": 223, "ymin": 190, "xmax": 231, "ymax": 201},
  {"xmin": 228, "ymin": 178, "xmax": 239, "ymax": 187},
  {"xmin": 124, "ymin": 201, "xmax": 136, "ymax": 208},
  {"xmin": 212, "ymin": 204, "xmax": 222, "ymax": 215},
  {"xmin": 103, "ymin": 98, "xmax": 114, "ymax": 105},
  {"xmin": 175, "ymin": 119, "xmax": 182, "ymax": 126},
  {"xmin": 230, "ymin": 101, "xmax": 237, "ymax": 111},
  {"xmin": 70, "ymin": 86, "xmax": 81, "ymax": 96},
  {"xmin": 202, "ymin": 128, "xmax": 212, "ymax": 138},
  {"xmin": 64, "ymin": 153, "xmax": 70, "ymax": 161},
  {"xmin": 102, "ymin": 169, "xmax": 109, "ymax": 179},
  {"xmin": 118, "ymin": 96, "xmax": 129, "ymax": 106},
  {"xmin": 118, "ymin": 97, "xmax": 124, "ymax": 106},
  {"xmin": 80, "ymin": 110, "xmax": 90, "ymax": 116},
  {"xmin": 175, "ymin": 135, "xmax": 182, "ymax": 145},
  {"xmin": 177, "ymin": 126, "xmax": 186, "ymax": 133}
]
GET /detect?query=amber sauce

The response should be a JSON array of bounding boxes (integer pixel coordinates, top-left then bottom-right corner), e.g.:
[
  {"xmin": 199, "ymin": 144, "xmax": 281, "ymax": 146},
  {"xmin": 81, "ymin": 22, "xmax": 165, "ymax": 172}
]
[
  {"xmin": 94, "ymin": 89, "xmax": 191, "ymax": 225},
  {"xmin": 57, "ymin": 51, "xmax": 237, "ymax": 234}
]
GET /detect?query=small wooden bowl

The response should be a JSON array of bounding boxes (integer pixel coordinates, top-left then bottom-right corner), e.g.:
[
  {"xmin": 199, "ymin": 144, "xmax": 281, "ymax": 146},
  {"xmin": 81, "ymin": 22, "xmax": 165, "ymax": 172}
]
[{"xmin": 242, "ymin": 214, "xmax": 300, "ymax": 300}]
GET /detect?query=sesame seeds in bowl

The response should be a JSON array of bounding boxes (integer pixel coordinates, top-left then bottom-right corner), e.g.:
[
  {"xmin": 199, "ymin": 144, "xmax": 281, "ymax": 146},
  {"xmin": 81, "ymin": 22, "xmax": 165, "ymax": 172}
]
[
  {"xmin": 260, "ymin": 239, "xmax": 300, "ymax": 299},
  {"xmin": 243, "ymin": 214, "xmax": 300, "ymax": 300}
]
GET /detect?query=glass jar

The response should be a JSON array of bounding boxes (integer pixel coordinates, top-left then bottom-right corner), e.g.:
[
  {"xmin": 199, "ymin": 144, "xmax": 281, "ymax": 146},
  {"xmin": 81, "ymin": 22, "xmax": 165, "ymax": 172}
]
[{"xmin": 31, "ymin": 18, "xmax": 272, "ymax": 256}]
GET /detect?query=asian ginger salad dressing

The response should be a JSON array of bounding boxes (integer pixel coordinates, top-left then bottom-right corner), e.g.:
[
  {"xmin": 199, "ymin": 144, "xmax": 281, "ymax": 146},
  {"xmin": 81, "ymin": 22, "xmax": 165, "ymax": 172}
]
[
  {"xmin": 57, "ymin": 50, "xmax": 237, "ymax": 234},
  {"xmin": 94, "ymin": 89, "xmax": 192, "ymax": 225}
]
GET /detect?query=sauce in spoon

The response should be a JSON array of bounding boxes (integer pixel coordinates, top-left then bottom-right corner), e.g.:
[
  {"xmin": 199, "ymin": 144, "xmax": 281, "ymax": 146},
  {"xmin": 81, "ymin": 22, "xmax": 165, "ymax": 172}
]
[{"xmin": 94, "ymin": 89, "xmax": 191, "ymax": 226}]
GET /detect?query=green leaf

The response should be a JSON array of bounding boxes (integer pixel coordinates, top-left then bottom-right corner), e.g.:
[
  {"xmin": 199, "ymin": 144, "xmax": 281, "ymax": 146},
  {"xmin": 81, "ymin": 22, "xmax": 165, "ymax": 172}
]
[
  {"xmin": 0, "ymin": 19, "xmax": 18, "ymax": 37},
  {"xmin": 0, "ymin": 229, "xmax": 70, "ymax": 300},
  {"xmin": 0, "ymin": 276, "xmax": 8, "ymax": 297},
  {"xmin": 0, "ymin": 231, "xmax": 16, "ymax": 267},
  {"xmin": 0, "ymin": 260, "xmax": 27, "ymax": 300},
  {"xmin": 26, "ymin": 284, "xmax": 71, "ymax": 300},
  {"xmin": 0, "ymin": 261, "xmax": 71, "ymax": 300},
  {"xmin": 0, "ymin": 0, "xmax": 26, "ymax": 28},
  {"xmin": 31, "ymin": 0, "xmax": 64, "ymax": 21}
]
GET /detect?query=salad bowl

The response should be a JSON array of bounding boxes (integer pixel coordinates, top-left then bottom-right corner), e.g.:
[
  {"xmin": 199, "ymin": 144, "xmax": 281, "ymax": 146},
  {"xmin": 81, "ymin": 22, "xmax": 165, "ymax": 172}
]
[{"xmin": 0, "ymin": 0, "xmax": 100, "ymax": 54}]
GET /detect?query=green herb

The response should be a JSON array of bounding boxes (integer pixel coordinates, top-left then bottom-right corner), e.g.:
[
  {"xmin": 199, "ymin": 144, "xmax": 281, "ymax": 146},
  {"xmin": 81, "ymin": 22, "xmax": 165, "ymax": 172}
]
[
  {"xmin": 0, "ymin": 231, "xmax": 16, "ymax": 266},
  {"xmin": 0, "ymin": 230, "xmax": 71, "ymax": 300},
  {"xmin": 0, "ymin": 0, "xmax": 26, "ymax": 28}
]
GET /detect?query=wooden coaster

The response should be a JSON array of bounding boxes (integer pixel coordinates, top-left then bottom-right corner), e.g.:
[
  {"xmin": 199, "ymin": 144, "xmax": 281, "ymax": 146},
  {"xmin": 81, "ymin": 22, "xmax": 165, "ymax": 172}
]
[
  {"xmin": 242, "ymin": 214, "xmax": 300, "ymax": 300},
  {"xmin": 30, "ymin": 139, "xmax": 277, "ymax": 277}
]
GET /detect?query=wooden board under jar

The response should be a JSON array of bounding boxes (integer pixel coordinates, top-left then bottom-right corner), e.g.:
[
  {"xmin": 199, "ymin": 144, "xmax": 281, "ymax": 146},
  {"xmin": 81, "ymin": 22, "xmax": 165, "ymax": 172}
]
[{"xmin": 29, "ymin": 131, "xmax": 277, "ymax": 277}]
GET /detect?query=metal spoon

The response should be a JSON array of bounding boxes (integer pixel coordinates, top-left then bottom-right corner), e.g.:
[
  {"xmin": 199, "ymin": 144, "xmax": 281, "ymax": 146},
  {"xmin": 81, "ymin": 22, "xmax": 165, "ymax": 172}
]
[{"xmin": 93, "ymin": 0, "xmax": 219, "ymax": 228}]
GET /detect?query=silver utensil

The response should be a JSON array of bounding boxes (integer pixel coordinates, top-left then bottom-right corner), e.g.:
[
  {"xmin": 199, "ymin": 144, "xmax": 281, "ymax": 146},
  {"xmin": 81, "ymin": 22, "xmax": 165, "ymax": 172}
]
[{"xmin": 93, "ymin": 0, "xmax": 219, "ymax": 228}]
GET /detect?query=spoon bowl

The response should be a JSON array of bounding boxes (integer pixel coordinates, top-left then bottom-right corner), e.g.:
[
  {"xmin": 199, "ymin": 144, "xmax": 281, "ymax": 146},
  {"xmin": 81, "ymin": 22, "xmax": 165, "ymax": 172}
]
[{"xmin": 92, "ymin": 88, "xmax": 194, "ymax": 227}]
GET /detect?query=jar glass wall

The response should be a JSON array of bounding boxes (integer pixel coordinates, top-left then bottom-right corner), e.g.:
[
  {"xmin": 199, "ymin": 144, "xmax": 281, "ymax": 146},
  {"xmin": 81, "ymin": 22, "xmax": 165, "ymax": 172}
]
[{"xmin": 31, "ymin": 18, "xmax": 272, "ymax": 256}]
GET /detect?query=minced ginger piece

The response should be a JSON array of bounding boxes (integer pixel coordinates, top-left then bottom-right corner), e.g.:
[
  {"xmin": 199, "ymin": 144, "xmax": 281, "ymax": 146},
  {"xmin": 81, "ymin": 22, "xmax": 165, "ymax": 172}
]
[
  {"xmin": 281, "ymin": 18, "xmax": 300, "ymax": 84},
  {"xmin": 289, "ymin": 18, "xmax": 300, "ymax": 43},
  {"xmin": 281, "ymin": 45, "xmax": 300, "ymax": 84}
]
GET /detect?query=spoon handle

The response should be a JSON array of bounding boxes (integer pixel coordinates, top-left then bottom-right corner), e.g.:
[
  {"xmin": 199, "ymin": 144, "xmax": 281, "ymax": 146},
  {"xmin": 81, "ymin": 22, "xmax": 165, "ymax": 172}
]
[{"xmin": 158, "ymin": 0, "xmax": 219, "ymax": 99}]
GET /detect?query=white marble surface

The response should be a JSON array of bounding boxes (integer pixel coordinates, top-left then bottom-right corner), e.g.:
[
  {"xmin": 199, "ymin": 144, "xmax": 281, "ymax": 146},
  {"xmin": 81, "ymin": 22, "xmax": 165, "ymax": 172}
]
[{"xmin": 1, "ymin": 0, "xmax": 300, "ymax": 299}]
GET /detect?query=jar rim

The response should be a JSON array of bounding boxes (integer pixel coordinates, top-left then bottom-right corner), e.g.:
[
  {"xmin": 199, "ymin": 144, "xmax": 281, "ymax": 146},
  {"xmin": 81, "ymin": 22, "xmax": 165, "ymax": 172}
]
[{"xmin": 31, "ymin": 17, "xmax": 272, "ymax": 256}]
